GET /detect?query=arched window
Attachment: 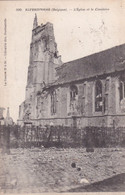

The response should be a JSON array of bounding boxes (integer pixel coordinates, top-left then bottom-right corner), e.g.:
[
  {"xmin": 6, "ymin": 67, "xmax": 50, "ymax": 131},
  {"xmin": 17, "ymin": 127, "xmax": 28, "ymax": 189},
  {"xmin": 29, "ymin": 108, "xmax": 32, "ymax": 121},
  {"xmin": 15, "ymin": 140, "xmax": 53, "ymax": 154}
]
[
  {"xmin": 70, "ymin": 85, "xmax": 78, "ymax": 101},
  {"xmin": 95, "ymin": 80, "xmax": 103, "ymax": 112},
  {"xmin": 51, "ymin": 90, "xmax": 57, "ymax": 115},
  {"xmin": 119, "ymin": 78, "xmax": 125, "ymax": 101},
  {"xmin": 69, "ymin": 85, "xmax": 78, "ymax": 113}
]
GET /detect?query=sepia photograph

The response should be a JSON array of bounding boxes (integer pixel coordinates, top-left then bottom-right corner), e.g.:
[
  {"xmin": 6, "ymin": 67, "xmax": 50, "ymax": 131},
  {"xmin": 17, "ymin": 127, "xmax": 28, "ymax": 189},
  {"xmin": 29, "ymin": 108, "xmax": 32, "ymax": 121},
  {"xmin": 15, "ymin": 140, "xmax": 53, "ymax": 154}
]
[{"xmin": 0, "ymin": 0, "xmax": 125, "ymax": 193}]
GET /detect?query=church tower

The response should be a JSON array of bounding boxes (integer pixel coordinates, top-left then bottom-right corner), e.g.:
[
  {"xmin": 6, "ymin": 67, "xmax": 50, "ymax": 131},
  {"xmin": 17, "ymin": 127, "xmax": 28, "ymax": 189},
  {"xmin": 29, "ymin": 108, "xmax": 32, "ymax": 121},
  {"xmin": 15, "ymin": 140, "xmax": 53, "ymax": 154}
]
[
  {"xmin": 18, "ymin": 15, "xmax": 62, "ymax": 125},
  {"xmin": 26, "ymin": 14, "xmax": 62, "ymax": 100}
]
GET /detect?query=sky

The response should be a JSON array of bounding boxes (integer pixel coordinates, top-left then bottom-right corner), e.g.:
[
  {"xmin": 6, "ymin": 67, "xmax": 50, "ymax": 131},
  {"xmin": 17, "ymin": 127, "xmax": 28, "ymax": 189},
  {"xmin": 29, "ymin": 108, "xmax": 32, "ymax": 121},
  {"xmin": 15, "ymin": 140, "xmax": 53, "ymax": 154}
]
[{"xmin": 0, "ymin": 0, "xmax": 125, "ymax": 122}]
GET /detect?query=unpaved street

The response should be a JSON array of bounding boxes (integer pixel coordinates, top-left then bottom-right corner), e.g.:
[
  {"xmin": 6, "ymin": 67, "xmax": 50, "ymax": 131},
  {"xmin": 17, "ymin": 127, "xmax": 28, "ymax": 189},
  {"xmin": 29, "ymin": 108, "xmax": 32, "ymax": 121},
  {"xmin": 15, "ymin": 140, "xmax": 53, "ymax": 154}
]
[{"xmin": 0, "ymin": 147, "xmax": 125, "ymax": 192}]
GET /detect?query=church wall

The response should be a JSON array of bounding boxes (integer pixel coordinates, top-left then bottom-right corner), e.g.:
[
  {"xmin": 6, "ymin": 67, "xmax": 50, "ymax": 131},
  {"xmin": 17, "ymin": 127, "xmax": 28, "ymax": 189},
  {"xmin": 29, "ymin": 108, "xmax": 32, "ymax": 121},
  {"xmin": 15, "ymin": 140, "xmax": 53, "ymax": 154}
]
[
  {"xmin": 109, "ymin": 76, "xmax": 117, "ymax": 114},
  {"xmin": 36, "ymin": 74, "xmax": 125, "ymax": 128},
  {"xmin": 58, "ymin": 87, "xmax": 68, "ymax": 118},
  {"xmin": 19, "ymin": 73, "xmax": 125, "ymax": 128}
]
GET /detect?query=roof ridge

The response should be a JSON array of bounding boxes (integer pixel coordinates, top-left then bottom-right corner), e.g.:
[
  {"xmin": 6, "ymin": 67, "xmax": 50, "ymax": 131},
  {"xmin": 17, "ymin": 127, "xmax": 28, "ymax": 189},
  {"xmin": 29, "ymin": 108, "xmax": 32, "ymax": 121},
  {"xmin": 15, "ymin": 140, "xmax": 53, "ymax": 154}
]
[{"xmin": 59, "ymin": 43, "xmax": 125, "ymax": 69}]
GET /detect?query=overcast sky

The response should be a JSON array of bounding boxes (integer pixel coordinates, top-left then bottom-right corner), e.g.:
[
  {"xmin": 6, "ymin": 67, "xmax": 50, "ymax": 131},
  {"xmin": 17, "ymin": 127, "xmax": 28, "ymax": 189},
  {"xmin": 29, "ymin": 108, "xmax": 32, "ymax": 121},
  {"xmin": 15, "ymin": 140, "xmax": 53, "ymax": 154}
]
[{"xmin": 0, "ymin": 0, "xmax": 125, "ymax": 122}]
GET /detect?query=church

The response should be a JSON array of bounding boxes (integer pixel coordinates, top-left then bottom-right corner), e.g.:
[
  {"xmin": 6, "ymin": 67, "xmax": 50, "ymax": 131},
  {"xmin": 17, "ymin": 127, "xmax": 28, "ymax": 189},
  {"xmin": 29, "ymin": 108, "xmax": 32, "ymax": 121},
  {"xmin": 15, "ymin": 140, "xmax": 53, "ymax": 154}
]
[{"xmin": 18, "ymin": 15, "xmax": 125, "ymax": 128}]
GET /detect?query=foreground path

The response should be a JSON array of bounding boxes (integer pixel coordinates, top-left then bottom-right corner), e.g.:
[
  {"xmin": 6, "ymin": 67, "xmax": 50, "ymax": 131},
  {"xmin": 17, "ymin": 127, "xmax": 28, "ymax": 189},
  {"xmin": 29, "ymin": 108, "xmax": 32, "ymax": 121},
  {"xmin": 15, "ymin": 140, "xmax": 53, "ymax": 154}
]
[
  {"xmin": 0, "ymin": 147, "xmax": 125, "ymax": 192},
  {"xmin": 69, "ymin": 173, "xmax": 125, "ymax": 192}
]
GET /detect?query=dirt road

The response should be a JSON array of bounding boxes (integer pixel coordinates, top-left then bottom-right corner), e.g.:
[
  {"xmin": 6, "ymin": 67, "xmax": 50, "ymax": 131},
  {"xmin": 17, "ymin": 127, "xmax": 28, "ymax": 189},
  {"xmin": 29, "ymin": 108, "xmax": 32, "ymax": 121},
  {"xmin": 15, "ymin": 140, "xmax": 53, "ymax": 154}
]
[{"xmin": 0, "ymin": 147, "xmax": 125, "ymax": 192}]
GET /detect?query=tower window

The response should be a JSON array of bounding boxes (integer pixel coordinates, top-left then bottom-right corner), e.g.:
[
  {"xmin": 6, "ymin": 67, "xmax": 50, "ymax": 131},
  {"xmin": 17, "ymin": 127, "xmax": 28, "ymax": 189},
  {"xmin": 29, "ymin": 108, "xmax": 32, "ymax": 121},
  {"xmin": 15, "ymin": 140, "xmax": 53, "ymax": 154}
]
[{"xmin": 95, "ymin": 80, "xmax": 103, "ymax": 112}]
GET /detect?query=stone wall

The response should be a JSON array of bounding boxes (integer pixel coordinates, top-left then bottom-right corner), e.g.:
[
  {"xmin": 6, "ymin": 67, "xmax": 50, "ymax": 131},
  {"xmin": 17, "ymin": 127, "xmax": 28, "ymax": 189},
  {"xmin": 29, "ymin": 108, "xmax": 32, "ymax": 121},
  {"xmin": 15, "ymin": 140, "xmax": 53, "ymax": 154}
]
[{"xmin": 18, "ymin": 73, "xmax": 125, "ymax": 127}]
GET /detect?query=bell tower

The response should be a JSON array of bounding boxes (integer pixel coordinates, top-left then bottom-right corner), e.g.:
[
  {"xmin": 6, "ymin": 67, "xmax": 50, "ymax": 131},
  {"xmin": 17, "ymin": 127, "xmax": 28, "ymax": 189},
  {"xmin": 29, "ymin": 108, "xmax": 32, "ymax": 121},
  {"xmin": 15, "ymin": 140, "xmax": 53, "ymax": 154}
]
[{"xmin": 26, "ymin": 14, "xmax": 62, "ymax": 99}]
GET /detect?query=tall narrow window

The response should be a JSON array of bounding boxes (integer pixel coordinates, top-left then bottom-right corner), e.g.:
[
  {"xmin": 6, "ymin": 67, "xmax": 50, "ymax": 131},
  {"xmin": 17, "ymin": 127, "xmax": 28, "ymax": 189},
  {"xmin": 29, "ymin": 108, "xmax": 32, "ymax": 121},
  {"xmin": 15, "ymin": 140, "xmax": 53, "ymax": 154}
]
[
  {"xmin": 119, "ymin": 80, "xmax": 125, "ymax": 101},
  {"xmin": 51, "ymin": 90, "xmax": 56, "ymax": 115},
  {"xmin": 70, "ymin": 85, "xmax": 78, "ymax": 101},
  {"xmin": 95, "ymin": 80, "xmax": 103, "ymax": 112},
  {"xmin": 36, "ymin": 96, "xmax": 42, "ymax": 118},
  {"xmin": 70, "ymin": 85, "xmax": 78, "ymax": 112}
]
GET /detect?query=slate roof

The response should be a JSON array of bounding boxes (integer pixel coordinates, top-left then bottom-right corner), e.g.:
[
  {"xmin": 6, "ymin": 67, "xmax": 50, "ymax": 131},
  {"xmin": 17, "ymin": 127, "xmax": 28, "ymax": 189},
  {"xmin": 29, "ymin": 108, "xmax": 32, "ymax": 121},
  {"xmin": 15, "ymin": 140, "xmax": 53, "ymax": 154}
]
[{"xmin": 55, "ymin": 43, "xmax": 125, "ymax": 85}]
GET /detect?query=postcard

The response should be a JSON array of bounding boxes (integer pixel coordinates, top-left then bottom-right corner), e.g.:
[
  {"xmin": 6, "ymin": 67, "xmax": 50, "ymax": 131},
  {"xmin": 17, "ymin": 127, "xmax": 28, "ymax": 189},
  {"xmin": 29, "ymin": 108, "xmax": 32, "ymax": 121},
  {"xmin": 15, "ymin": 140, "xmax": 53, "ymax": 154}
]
[{"xmin": 0, "ymin": 0, "xmax": 125, "ymax": 194}]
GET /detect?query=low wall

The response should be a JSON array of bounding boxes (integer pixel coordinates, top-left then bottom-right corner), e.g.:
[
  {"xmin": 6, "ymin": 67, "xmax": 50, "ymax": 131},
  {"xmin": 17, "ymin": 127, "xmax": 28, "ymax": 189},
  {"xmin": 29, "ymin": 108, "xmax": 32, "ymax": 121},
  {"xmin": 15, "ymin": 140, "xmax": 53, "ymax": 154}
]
[
  {"xmin": 17, "ymin": 115, "xmax": 125, "ymax": 128},
  {"xmin": 1, "ymin": 125, "xmax": 125, "ymax": 148}
]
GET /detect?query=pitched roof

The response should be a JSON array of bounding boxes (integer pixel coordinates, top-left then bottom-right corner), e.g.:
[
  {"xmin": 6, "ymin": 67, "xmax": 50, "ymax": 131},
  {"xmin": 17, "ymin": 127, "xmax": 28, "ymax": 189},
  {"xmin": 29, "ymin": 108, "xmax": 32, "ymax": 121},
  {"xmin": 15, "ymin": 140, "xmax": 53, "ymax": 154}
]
[{"xmin": 55, "ymin": 43, "xmax": 125, "ymax": 85}]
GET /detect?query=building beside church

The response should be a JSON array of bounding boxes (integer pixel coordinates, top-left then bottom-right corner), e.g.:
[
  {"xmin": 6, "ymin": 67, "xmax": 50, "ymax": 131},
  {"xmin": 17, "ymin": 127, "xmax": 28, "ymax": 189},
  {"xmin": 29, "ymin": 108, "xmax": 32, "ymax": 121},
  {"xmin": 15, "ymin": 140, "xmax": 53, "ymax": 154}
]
[
  {"xmin": 4, "ymin": 107, "xmax": 13, "ymax": 126},
  {"xmin": 0, "ymin": 107, "xmax": 5, "ymax": 125},
  {"xmin": 0, "ymin": 107, "xmax": 13, "ymax": 126},
  {"xmin": 18, "ymin": 15, "xmax": 125, "ymax": 128}
]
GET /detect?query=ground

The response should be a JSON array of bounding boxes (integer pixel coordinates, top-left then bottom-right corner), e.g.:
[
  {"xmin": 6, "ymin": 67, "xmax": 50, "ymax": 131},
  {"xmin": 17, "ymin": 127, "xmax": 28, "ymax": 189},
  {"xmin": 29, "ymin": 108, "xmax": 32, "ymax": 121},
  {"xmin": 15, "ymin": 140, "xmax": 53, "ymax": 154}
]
[{"xmin": 0, "ymin": 147, "xmax": 125, "ymax": 193}]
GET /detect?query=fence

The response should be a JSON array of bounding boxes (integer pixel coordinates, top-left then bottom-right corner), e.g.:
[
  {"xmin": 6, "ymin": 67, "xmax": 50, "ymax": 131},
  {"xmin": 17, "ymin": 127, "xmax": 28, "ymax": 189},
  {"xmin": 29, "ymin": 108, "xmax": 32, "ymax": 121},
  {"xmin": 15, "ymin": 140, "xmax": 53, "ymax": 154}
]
[{"xmin": 0, "ymin": 125, "xmax": 125, "ymax": 149}]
